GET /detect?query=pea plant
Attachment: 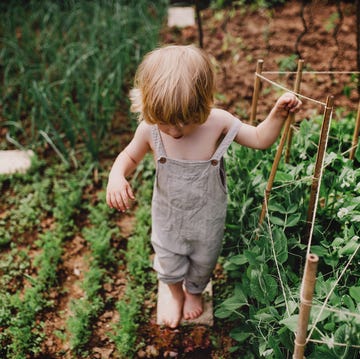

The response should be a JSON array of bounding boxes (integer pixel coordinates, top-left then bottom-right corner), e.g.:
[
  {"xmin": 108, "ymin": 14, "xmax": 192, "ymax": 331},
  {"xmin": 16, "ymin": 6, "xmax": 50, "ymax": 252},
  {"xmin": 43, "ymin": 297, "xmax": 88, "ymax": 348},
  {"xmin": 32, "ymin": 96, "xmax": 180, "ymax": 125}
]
[{"xmin": 218, "ymin": 113, "xmax": 360, "ymax": 358}]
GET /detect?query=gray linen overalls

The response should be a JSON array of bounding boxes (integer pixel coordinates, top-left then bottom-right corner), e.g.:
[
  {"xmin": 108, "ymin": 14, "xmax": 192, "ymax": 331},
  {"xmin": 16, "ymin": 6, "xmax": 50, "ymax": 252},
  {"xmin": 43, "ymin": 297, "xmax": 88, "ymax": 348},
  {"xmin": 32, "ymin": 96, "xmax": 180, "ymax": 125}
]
[{"xmin": 151, "ymin": 121, "xmax": 240, "ymax": 294}]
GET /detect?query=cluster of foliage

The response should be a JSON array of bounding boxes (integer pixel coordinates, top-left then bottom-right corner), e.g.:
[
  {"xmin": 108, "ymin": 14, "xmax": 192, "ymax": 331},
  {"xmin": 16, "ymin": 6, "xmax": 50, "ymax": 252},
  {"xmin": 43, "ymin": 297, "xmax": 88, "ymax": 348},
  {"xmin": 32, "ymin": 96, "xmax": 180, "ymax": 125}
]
[
  {"xmin": 218, "ymin": 113, "xmax": 360, "ymax": 358},
  {"xmin": 0, "ymin": 160, "xmax": 89, "ymax": 358},
  {"xmin": 0, "ymin": 0, "xmax": 167, "ymax": 164},
  {"xmin": 111, "ymin": 155, "xmax": 156, "ymax": 357},
  {"xmin": 67, "ymin": 191, "xmax": 119, "ymax": 356},
  {"xmin": 0, "ymin": 157, "xmax": 145, "ymax": 358}
]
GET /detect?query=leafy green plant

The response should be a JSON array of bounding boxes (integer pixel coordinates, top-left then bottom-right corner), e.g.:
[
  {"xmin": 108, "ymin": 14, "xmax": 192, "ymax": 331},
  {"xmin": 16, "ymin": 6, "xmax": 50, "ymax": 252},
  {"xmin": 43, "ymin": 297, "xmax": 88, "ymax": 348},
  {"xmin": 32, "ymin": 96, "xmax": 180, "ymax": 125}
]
[
  {"xmin": 218, "ymin": 114, "xmax": 360, "ymax": 358},
  {"xmin": 111, "ymin": 155, "xmax": 156, "ymax": 357},
  {"xmin": 67, "ymin": 190, "xmax": 119, "ymax": 356},
  {"xmin": 0, "ymin": 161, "xmax": 90, "ymax": 358}
]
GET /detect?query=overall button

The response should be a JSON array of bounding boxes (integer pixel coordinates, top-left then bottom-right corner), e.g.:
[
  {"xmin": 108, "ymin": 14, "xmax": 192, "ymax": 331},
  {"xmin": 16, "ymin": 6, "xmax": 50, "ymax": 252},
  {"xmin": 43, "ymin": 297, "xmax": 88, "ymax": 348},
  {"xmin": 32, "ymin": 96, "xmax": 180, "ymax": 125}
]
[
  {"xmin": 211, "ymin": 159, "xmax": 218, "ymax": 166},
  {"xmin": 159, "ymin": 157, "xmax": 167, "ymax": 164}
]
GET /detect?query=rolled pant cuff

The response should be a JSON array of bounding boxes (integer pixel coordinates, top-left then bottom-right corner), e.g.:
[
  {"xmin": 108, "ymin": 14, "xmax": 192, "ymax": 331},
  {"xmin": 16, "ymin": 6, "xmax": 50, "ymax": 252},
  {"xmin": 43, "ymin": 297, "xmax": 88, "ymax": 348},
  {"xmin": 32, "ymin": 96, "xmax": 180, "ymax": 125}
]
[
  {"xmin": 157, "ymin": 274, "xmax": 184, "ymax": 285},
  {"xmin": 184, "ymin": 280, "xmax": 208, "ymax": 294}
]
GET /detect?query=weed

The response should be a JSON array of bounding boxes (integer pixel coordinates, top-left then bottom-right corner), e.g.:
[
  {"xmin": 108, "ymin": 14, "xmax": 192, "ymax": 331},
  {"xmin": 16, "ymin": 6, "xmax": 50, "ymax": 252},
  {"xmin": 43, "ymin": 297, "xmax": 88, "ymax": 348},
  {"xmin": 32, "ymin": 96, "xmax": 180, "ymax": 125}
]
[{"xmin": 276, "ymin": 54, "xmax": 299, "ymax": 72}]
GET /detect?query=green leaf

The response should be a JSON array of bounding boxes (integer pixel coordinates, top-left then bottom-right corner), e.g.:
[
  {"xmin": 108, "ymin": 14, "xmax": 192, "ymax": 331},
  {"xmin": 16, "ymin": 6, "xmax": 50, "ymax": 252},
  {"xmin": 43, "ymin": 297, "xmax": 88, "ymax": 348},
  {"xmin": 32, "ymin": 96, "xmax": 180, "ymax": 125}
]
[
  {"xmin": 275, "ymin": 171, "xmax": 293, "ymax": 182},
  {"xmin": 250, "ymin": 271, "xmax": 277, "ymax": 303},
  {"xmin": 268, "ymin": 203, "xmax": 287, "ymax": 214},
  {"xmin": 279, "ymin": 314, "xmax": 299, "ymax": 332},
  {"xmin": 341, "ymin": 294, "xmax": 355, "ymax": 312},
  {"xmin": 349, "ymin": 287, "xmax": 360, "ymax": 302},
  {"xmin": 215, "ymin": 285, "xmax": 247, "ymax": 319},
  {"xmin": 269, "ymin": 215, "xmax": 284, "ymax": 226},
  {"xmin": 339, "ymin": 239, "xmax": 359, "ymax": 256},
  {"xmin": 334, "ymin": 324, "xmax": 348, "ymax": 357},
  {"xmin": 254, "ymin": 312, "xmax": 274, "ymax": 321},
  {"xmin": 286, "ymin": 213, "xmax": 301, "ymax": 227},
  {"xmin": 222, "ymin": 294, "xmax": 247, "ymax": 312},
  {"xmin": 287, "ymin": 203, "xmax": 298, "ymax": 214},
  {"xmin": 244, "ymin": 250, "xmax": 260, "ymax": 266},
  {"xmin": 263, "ymin": 274, "xmax": 278, "ymax": 302},
  {"xmin": 309, "ymin": 306, "xmax": 331, "ymax": 323},
  {"xmin": 214, "ymin": 306, "xmax": 233, "ymax": 319},
  {"xmin": 273, "ymin": 228, "xmax": 288, "ymax": 264},
  {"xmin": 229, "ymin": 254, "xmax": 248, "ymax": 265},
  {"xmin": 230, "ymin": 328, "xmax": 251, "ymax": 343},
  {"xmin": 311, "ymin": 245, "xmax": 328, "ymax": 257},
  {"xmin": 355, "ymin": 145, "xmax": 360, "ymax": 162}
]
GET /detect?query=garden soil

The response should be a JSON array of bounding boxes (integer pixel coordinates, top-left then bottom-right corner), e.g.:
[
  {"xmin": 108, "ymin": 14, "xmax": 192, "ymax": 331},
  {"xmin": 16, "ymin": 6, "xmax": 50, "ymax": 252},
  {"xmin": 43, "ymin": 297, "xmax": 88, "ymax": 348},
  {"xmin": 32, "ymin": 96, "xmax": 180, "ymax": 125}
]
[{"xmin": 40, "ymin": 1, "xmax": 358, "ymax": 358}]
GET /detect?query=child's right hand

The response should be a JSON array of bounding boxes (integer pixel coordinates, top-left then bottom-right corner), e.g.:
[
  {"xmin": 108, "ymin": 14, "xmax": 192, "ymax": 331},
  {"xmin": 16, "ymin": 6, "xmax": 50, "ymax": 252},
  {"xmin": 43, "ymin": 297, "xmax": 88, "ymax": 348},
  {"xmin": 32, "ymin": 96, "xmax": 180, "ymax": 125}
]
[{"xmin": 106, "ymin": 177, "xmax": 135, "ymax": 212}]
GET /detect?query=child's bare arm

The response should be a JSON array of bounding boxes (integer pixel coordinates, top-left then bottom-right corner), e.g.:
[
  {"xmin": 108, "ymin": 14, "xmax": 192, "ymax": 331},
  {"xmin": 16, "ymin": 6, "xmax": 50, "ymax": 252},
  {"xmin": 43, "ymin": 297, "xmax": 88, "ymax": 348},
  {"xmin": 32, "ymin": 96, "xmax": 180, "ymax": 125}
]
[
  {"xmin": 106, "ymin": 122, "xmax": 151, "ymax": 211},
  {"xmin": 234, "ymin": 92, "xmax": 302, "ymax": 149}
]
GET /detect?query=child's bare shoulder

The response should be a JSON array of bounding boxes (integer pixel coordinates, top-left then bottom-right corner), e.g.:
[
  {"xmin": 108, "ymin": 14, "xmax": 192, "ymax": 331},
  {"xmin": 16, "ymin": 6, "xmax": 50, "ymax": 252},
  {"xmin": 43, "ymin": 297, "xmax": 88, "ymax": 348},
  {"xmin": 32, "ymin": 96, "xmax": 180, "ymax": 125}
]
[
  {"xmin": 134, "ymin": 121, "xmax": 152, "ymax": 138},
  {"xmin": 208, "ymin": 108, "xmax": 239, "ymax": 134}
]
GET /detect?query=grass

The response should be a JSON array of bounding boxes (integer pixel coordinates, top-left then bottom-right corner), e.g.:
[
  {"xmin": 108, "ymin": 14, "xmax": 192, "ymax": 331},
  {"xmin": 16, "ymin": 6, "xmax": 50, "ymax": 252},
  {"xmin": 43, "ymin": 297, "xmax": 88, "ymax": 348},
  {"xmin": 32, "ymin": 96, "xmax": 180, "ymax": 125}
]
[{"xmin": 0, "ymin": 0, "xmax": 167, "ymax": 164}]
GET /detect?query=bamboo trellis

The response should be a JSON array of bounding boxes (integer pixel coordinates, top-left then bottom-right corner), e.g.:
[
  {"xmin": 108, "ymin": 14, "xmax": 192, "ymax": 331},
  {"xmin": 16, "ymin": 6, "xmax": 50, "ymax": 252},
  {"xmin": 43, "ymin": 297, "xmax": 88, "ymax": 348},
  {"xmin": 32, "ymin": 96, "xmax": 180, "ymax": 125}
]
[
  {"xmin": 285, "ymin": 60, "xmax": 304, "ymax": 163},
  {"xmin": 304, "ymin": 96, "xmax": 334, "ymax": 244},
  {"xmin": 258, "ymin": 59, "xmax": 305, "ymax": 228},
  {"xmin": 247, "ymin": 59, "xmax": 359, "ymax": 356},
  {"xmin": 349, "ymin": 100, "xmax": 360, "ymax": 160},
  {"xmin": 249, "ymin": 59, "xmax": 264, "ymax": 125},
  {"xmin": 293, "ymin": 253, "xmax": 319, "ymax": 359}
]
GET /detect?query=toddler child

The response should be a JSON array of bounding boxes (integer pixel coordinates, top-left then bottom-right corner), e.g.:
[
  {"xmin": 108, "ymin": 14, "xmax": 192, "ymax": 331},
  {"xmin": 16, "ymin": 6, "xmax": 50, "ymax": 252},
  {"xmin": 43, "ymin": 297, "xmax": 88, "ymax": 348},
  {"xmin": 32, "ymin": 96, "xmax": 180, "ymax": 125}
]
[{"xmin": 106, "ymin": 44, "xmax": 302, "ymax": 328}]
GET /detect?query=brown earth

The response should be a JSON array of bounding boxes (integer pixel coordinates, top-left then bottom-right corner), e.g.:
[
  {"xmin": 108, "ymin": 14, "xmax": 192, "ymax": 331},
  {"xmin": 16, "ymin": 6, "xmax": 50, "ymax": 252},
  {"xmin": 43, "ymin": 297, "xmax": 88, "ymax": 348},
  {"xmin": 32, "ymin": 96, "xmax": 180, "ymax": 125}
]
[
  {"xmin": 163, "ymin": 0, "xmax": 358, "ymax": 120},
  {"xmin": 38, "ymin": 1, "xmax": 358, "ymax": 358}
]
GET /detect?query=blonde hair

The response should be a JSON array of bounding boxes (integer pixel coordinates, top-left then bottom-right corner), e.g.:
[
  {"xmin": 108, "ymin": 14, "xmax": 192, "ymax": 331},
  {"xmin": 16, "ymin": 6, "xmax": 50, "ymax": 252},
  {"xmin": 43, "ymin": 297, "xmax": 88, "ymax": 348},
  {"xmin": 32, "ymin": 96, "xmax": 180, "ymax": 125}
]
[{"xmin": 130, "ymin": 45, "xmax": 215, "ymax": 126}]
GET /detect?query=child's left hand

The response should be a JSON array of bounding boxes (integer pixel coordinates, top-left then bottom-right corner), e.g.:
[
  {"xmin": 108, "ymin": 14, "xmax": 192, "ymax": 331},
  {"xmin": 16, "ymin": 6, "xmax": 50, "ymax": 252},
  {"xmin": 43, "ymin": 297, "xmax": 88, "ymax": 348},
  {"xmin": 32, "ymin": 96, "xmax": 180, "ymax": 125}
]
[{"xmin": 275, "ymin": 92, "xmax": 302, "ymax": 118}]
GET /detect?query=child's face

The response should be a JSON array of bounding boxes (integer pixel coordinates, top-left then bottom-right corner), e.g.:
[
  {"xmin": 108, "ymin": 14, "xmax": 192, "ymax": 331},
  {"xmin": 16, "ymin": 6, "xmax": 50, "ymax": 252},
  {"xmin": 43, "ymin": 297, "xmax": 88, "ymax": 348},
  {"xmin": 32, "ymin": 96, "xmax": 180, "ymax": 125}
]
[{"xmin": 158, "ymin": 123, "xmax": 198, "ymax": 139}]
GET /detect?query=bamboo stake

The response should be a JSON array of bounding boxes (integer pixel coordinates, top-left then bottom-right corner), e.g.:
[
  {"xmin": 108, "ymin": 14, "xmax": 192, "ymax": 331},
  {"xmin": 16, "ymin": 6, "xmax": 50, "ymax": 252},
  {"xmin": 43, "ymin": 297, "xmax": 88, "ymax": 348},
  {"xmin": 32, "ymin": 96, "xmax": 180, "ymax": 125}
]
[
  {"xmin": 304, "ymin": 96, "xmax": 334, "ymax": 244},
  {"xmin": 258, "ymin": 60, "xmax": 304, "ymax": 229},
  {"xmin": 293, "ymin": 253, "xmax": 319, "ymax": 359},
  {"xmin": 349, "ymin": 100, "xmax": 360, "ymax": 160},
  {"xmin": 285, "ymin": 59, "xmax": 305, "ymax": 163},
  {"xmin": 195, "ymin": 1, "xmax": 203, "ymax": 49},
  {"xmin": 249, "ymin": 59, "xmax": 264, "ymax": 125}
]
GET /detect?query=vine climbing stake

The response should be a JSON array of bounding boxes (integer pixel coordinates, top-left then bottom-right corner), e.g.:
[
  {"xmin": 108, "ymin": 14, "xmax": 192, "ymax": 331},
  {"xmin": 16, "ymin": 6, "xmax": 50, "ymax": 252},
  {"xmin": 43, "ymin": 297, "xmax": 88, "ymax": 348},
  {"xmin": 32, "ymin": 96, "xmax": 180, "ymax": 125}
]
[
  {"xmin": 293, "ymin": 253, "xmax": 319, "ymax": 359},
  {"xmin": 304, "ymin": 95, "xmax": 334, "ymax": 246},
  {"xmin": 349, "ymin": 100, "xmax": 360, "ymax": 160},
  {"xmin": 249, "ymin": 59, "xmax": 264, "ymax": 125},
  {"xmin": 257, "ymin": 59, "xmax": 305, "ymax": 230},
  {"xmin": 285, "ymin": 59, "xmax": 304, "ymax": 163}
]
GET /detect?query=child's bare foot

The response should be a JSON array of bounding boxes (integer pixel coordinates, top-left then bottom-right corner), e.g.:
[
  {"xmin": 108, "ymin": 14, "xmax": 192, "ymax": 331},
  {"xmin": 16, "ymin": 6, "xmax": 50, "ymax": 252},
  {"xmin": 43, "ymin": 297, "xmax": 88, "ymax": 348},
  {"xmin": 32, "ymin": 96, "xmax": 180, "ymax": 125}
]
[
  {"xmin": 183, "ymin": 288, "xmax": 203, "ymax": 320},
  {"xmin": 159, "ymin": 282, "xmax": 184, "ymax": 328}
]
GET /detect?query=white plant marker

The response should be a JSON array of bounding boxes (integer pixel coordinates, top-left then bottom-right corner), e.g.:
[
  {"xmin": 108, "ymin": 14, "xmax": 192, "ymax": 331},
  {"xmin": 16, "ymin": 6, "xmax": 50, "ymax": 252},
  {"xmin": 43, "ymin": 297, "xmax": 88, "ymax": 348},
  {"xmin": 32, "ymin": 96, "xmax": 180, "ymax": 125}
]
[
  {"xmin": 167, "ymin": 7, "xmax": 195, "ymax": 28},
  {"xmin": 0, "ymin": 150, "xmax": 34, "ymax": 175}
]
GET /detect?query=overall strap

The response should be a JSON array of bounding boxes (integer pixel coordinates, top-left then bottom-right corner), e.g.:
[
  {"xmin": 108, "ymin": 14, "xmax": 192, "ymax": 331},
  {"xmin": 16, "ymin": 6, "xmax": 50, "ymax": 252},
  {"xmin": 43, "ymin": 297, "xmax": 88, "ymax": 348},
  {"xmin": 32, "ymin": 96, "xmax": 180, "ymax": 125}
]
[
  {"xmin": 151, "ymin": 125, "xmax": 167, "ymax": 158},
  {"xmin": 212, "ymin": 120, "xmax": 241, "ymax": 161}
]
